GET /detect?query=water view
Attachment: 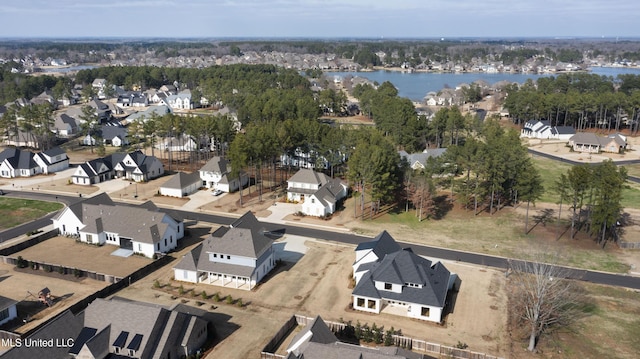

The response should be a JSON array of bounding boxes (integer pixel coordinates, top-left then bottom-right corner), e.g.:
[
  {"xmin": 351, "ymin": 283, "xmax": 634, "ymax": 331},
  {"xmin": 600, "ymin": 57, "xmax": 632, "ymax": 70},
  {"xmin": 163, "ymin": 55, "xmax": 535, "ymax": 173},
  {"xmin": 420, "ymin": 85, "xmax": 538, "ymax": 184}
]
[{"xmin": 327, "ymin": 67, "xmax": 640, "ymax": 101}]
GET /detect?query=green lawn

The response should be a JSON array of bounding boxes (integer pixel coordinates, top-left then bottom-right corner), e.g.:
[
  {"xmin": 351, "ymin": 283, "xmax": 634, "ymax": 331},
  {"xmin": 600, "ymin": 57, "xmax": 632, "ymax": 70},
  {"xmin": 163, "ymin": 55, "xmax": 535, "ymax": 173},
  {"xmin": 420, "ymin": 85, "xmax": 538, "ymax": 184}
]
[
  {"xmin": 0, "ymin": 198, "xmax": 63, "ymax": 230},
  {"xmin": 622, "ymin": 163, "xmax": 640, "ymax": 178},
  {"xmin": 532, "ymin": 155, "xmax": 640, "ymax": 210}
]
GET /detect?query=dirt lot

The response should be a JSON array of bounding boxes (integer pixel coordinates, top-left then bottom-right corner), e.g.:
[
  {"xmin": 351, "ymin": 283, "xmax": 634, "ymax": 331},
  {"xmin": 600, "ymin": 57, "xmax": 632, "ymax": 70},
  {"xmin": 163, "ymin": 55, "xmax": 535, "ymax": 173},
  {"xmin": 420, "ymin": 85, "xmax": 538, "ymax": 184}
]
[
  {"xmin": 0, "ymin": 265, "xmax": 107, "ymax": 335},
  {"xmin": 12, "ymin": 236, "xmax": 152, "ymax": 277},
  {"xmin": 114, "ymin": 235, "xmax": 508, "ymax": 359}
]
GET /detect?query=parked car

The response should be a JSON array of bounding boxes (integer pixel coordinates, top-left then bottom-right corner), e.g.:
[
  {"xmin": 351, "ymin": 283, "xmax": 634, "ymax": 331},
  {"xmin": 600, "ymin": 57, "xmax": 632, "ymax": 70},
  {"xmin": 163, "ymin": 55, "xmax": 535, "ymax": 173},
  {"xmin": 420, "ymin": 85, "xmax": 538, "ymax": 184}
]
[{"xmin": 212, "ymin": 189, "xmax": 223, "ymax": 196}]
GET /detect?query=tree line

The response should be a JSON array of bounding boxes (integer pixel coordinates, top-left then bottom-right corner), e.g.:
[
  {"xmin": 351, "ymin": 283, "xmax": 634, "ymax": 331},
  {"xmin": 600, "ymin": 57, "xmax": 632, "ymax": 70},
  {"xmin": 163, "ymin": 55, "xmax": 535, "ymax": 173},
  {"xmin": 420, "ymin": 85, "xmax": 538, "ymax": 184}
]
[{"xmin": 504, "ymin": 73, "xmax": 640, "ymax": 134}]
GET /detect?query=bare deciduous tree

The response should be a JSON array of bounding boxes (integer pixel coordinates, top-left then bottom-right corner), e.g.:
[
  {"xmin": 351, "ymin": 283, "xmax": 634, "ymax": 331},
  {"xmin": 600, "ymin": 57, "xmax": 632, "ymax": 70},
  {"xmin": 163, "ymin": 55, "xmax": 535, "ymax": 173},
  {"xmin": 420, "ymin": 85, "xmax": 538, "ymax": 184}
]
[{"xmin": 509, "ymin": 252, "xmax": 580, "ymax": 352}]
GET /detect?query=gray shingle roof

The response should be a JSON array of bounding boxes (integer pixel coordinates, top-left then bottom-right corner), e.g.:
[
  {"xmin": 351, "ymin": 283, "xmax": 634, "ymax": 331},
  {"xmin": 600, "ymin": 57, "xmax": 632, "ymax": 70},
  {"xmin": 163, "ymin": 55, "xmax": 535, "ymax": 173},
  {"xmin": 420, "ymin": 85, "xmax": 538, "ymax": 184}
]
[
  {"xmin": 288, "ymin": 315, "xmax": 337, "ymax": 355},
  {"xmin": 355, "ymin": 231, "xmax": 402, "ymax": 259},
  {"xmin": 174, "ymin": 243, "xmax": 203, "ymax": 271},
  {"xmin": 200, "ymin": 156, "xmax": 230, "ymax": 173},
  {"xmin": 161, "ymin": 171, "xmax": 201, "ymax": 190},
  {"xmin": 0, "ymin": 147, "xmax": 38, "ymax": 170},
  {"xmin": 288, "ymin": 168, "xmax": 331, "ymax": 186},
  {"xmin": 79, "ymin": 203, "xmax": 174, "ymax": 245},
  {"xmin": 353, "ymin": 249, "xmax": 450, "ymax": 308},
  {"xmin": 0, "ymin": 295, "xmax": 17, "ymax": 312},
  {"xmin": 203, "ymin": 227, "xmax": 272, "ymax": 259}
]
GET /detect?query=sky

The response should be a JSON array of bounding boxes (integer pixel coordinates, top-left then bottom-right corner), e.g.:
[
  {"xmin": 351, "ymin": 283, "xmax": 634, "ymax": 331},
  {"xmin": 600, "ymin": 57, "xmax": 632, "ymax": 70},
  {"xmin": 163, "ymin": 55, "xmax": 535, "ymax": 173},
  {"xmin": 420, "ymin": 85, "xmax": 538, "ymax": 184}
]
[{"xmin": 0, "ymin": 0, "xmax": 638, "ymax": 39}]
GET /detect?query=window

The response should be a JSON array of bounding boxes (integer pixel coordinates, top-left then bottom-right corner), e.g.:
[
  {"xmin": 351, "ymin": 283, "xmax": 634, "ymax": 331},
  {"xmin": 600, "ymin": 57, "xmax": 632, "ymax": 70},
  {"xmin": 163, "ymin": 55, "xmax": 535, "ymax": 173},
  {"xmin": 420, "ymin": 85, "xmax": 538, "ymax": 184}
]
[
  {"xmin": 384, "ymin": 283, "xmax": 392, "ymax": 290},
  {"xmin": 0, "ymin": 307, "xmax": 9, "ymax": 321},
  {"xmin": 421, "ymin": 307, "xmax": 430, "ymax": 317},
  {"xmin": 227, "ymin": 255, "xmax": 230, "ymax": 260},
  {"xmin": 357, "ymin": 298, "xmax": 365, "ymax": 307},
  {"xmin": 138, "ymin": 244, "xmax": 142, "ymax": 251},
  {"xmin": 213, "ymin": 253, "xmax": 217, "ymax": 258},
  {"xmin": 367, "ymin": 299, "xmax": 376, "ymax": 309},
  {"xmin": 183, "ymin": 270, "xmax": 188, "ymax": 279},
  {"xmin": 164, "ymin": 238, "xmax": 167, "ymax": 247},
  {"xmin": 311, "ymin": 198, "xmax": 315, "ymax": 203},
  {"xmin": 86, "ymin": 234, "xmax": 93, "ymax": 243}
]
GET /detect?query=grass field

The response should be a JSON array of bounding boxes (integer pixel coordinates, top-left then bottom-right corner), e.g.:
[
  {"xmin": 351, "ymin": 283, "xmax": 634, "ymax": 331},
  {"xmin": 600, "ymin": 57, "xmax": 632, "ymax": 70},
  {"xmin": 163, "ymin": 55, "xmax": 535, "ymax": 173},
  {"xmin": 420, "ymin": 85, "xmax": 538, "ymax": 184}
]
[
  {"xmin": 352, "ymin": 204, "xmax": 631, "ymax": 274},
  {"xmin": 538, "ymin": 283, "xmax": 640, "ymax": 359},
  {"xmin": 0, "ymin": 197, "xmax": 63, "ymax": 230},
  {"xmin": 532, "ymin": 155, "xmax": 640, "ymax": 209}
]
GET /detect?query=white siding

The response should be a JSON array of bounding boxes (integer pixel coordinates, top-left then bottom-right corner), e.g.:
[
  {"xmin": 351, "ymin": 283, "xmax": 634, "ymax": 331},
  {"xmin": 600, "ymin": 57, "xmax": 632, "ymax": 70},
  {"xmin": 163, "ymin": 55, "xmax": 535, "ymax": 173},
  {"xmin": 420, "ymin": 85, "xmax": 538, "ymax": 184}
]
[{"xmin": 174, "ymin": 269, "xmax": 198, "ymax": 283}]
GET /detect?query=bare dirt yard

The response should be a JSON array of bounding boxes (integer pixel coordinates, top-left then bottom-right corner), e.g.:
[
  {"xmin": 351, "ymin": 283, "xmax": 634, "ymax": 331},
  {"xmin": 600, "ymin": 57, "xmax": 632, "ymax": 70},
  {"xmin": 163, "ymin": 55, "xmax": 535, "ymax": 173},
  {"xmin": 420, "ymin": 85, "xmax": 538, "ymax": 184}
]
[
  {"xmin": 12, "ymin": 236, "xmax": 152, "ymax": 277},
  {"xmin": 0, "ymin": 265, "xmax": 107, "ymax": 336},
  {"xmin": 114, "ymin": 235, "xmax": 508, "ymax": 359}
]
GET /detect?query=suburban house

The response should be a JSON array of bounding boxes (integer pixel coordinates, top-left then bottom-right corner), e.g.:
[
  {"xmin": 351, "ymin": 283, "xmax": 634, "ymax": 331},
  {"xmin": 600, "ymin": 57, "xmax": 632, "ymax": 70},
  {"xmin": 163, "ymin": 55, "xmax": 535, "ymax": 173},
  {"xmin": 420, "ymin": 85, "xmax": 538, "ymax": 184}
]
[
  {"xmin": 352, "ymin": 231, "xmax": 456, "ymax": 323},
  {"xmin": 280, "ymin": 148, "xmax": 341, "ymax": 170},
  {"xmin": 32, "ymin": 147, "xmax": 69, "ymax": 174},
  {"xmin": 162, "ymin": 89, "xmax": 193, "ymax": 110},
  {"xmin": 53, "ymin": 113, "xmax": 80, "ymax": 136},
  {"xmin": 173, "ymin": 211, "xmax": 276, "ymax": 290},
  {"xmin": 100, "ymin": 125, "xmax": 129, "ymax": 147},
  {"xmin": 398, "ymin": 148, "xmax": 447, "ymax": 171},
  {"xmin": 116, "ymin": 92, "xmax": 148, "ymax": 108},
  {"xmin": 125, "ymin": 105, "xmax": 172, "ymax": 124},
  {"xmin": 0, "ymin": 147, "xmax": 68, "ymax": 178},
  {"xmin": 52, "ymin": 193, "xmax": 184, "ymax": 258},
  {"xmin": 286, "ymin": 169, "xmax": 348, "ymax": 217},
  {"xmin": 91, "ymin": 78, "xmax": 107, "ymax": 99},
  {"xmin": 159, "ymin": 171, "xmax": 202, "ymax": 198},
  {"xmin": 199, "ymin": 156, "xmax": 246, "ymax": 192},
  {"xmin": 568, "ymin": 132, "xmax": 627, "ymax": 153},
  {"xmin": 0, "ymin": 295, "xmax": 18, "ymax": 326},
  {"xmin": 0, "ymin": 297, "xmax": 209, "ymax": 359},
  {"xmin": 71, "ymin": 150, "xmax": 164, "ymax": 185},
  {"xmin": 88, "ymin": 99, "xmax": 112, "ymax": 123},
  {"xmin": 285, "ymin": 316, "xmax": 424, "ymax": 359},
  {"xmin": 154, "ymin": 134, "xmax": 198, "ymax": 152},
  {"xmin": 521, "ymin": 120, "xmax": 575, "ymax": 140}
]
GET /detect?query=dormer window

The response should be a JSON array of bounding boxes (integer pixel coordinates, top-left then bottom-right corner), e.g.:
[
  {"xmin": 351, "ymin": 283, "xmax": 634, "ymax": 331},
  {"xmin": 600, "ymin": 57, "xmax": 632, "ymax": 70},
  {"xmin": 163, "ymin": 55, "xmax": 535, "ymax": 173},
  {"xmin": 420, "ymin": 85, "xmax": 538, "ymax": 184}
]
[{"xmin": 384, "ymin": 283, "xmax": 392, "ymax": 290}]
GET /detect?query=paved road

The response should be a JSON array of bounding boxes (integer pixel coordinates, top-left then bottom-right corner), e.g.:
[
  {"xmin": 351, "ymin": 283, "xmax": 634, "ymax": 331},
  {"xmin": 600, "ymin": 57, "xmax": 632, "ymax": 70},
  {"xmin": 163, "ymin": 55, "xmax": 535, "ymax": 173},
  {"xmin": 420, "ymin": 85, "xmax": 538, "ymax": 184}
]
[
  {"xmin": 528, "ymin": 148, "xmax": 640, "ymax": 183},
  {"xmin": 3, "ymin": 191, "xmax": 640, "ymax": 291}
]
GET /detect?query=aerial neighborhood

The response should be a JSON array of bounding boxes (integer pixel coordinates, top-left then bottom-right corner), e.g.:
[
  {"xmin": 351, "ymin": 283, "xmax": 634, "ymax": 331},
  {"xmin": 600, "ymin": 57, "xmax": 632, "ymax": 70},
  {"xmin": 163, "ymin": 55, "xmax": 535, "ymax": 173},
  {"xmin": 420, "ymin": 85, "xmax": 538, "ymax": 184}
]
[{"xmin": 0, "ymin": 37, "xmax": 640, "ymax": 359}]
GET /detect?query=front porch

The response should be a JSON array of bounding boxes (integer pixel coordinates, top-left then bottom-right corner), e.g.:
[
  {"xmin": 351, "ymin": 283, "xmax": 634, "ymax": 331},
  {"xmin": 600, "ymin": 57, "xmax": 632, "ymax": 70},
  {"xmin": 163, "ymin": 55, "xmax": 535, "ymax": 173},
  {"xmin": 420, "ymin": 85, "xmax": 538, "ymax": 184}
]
[{"xmin": 199, "ymin": 272, "xmax": 254, "ymax": 290}]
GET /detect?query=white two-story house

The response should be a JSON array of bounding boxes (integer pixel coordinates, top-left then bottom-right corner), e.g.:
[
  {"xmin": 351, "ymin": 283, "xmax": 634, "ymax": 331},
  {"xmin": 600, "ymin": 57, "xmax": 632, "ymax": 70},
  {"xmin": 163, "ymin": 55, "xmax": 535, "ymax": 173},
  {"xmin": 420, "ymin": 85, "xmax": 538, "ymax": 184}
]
[
  {"xmin": 352, "ymin": 231, "xmax": 457, "ymax": 323},
  {"xmin": 173, "ymin": 212, "xmax": 275, "ymax": 290},
  {"xmin": 199, "ymin": 156, "xmax": 246, "ymax": 192}
]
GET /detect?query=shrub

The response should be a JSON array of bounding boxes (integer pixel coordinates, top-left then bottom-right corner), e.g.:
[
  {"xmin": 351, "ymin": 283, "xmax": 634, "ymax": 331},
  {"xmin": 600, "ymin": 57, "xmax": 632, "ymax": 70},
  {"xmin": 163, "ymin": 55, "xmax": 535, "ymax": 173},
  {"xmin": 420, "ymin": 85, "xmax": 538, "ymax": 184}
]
[
  {"xmin": 30, "ymin": 261, "xmax": 38, "ymax": 270},
  {"xmin": 16, "ymin": 256, "xmax": 28, "ymax": 269},
  {"xmin": 58, "ymin": 266, "xmax": 65, "ymax": 274},
  {"xmin": 73, "ymin": 268, "xmax": 82, "ymax": 277},
  {"xmin": 44, "ymin": 264, "xmax": 53, "ymax": 272},
  {"xmin": 201, "ymin": 291, "xmax": 208, "ymax": 300},
  {"xmin": 225, "ymin": 295, "xmax": 233, "ymax": 304},
  {"xmin": 455, "ymin": 341, "xmax": 468, "ymax": 349},
  {"xmin": 178, "ymin": 285, "xmax": 185, "ymax": 295},
  {"xmin": 213, "ymin": 293, "xmax": 221, "ymax": 302},
  {"xmin": 236, "ymin": 298, "xmax": 243, "ymax": 307},
  {"xmin": 153, "ymin": 280, "xmax": 161, "ymax": 288}
]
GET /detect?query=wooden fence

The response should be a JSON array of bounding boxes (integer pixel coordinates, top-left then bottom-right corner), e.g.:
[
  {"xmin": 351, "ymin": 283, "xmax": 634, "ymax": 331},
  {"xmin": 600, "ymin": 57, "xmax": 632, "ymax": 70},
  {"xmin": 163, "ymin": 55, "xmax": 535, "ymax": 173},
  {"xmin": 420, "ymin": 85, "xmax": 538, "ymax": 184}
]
[
  {"xmin": 619, "ymin": 241, "xmax": 640, "ymax": 249},
  {"xmin": 261, "ymin": 315, "xmax": 504, "ymax": 359}
]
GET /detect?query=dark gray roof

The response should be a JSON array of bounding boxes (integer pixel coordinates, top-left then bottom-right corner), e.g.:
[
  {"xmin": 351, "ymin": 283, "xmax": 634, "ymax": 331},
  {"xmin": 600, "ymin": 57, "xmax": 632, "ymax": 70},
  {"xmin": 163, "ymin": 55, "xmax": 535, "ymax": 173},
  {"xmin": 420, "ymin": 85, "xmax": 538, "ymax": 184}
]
[
  {"xmin": 0, "ymin": 147, "xmax": 38, "ymax": 170},
  {"xmin": 0, "ymin": 295, "xmax": 17, "ymax": 311},
  {"xmin": 553, "ymin": 126, "xmax": 575, "ymax": 135},
  {"xmin": 355, "ymin": 231, "xmax": 402, "ymax": 259},
  {"xmin": 398, "ymin": 149, "xmax": 446, "ymax": 168},
  {"xmin": 353, "ymin": 249, "xmax": 450, "ymax": 309},
  {"xmin": 0, "ymin": 310, "xmax": 84, "ymax": 359},
  {"xmin": 100, "ymin": 125, "xmax": 128, "ymax": 140},
  {"xmin": 288, "ymin": 315, "xmax": 337, "ymax": 355},
  {"xmin": 161, "ymin": 171, "xmax": 201, "ymax": 190}
]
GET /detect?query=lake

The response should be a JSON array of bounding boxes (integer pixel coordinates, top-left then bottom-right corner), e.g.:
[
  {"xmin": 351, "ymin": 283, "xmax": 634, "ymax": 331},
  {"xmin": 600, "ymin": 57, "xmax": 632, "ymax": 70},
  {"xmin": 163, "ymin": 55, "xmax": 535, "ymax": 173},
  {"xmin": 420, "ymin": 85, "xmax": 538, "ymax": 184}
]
[{"xmin": 327, "ymin": 67, "xmax": 640, "ymax": 101}]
